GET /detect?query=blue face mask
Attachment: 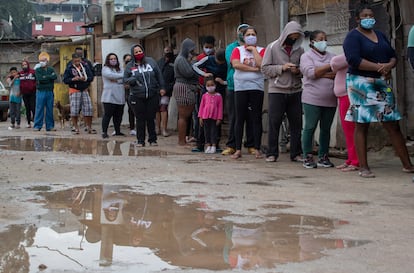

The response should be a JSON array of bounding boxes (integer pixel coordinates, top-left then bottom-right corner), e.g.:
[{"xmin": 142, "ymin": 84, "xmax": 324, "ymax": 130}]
[
  {"xmin": 313, "ymin": 40, "xmax": 327, "ymax": 53},
  {"xmin": 360, "ymin": 18, "xmax": 376, "ymax": 30}
]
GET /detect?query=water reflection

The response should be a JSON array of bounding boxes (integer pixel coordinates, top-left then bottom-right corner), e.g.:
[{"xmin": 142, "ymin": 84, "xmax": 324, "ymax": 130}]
[
  {"xmin": 0, "ymin": 185, "xmax": 369, "ymax": 272},
  {"xmin": 0, "ymin": 137, "xmax": 173, "ymax": 156}
]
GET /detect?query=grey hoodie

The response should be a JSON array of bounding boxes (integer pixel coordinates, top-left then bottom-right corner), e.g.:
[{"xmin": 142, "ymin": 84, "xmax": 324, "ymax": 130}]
[
  {"xmin": 174, "ymin": 38, "xmax": 199, "ymax": 85},
  {"xmin": 261, "ymin": 21, "xmax": 304, "ymax": 94},
  {"xmin": 123, "ymin": 44, "xmax": 165, "ymax": 98}
]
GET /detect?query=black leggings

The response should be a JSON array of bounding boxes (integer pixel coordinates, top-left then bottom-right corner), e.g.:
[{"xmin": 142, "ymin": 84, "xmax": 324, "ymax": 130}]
[
  {"xmin": 130, "ymin": 94, "xmax": 159, "ymax": 144},
  {"xmin": 234, "ymin": 90, "xmax": 264, "ymax": 150},
  {"xmin": 102, "ymin": 103, "xmax": 124, "ymax": 134}
]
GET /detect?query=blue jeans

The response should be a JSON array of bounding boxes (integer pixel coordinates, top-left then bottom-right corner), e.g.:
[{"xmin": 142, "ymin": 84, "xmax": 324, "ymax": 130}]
[{"xmin": 34, "ymin": 90, "xmax": 54, "ymax": 130}]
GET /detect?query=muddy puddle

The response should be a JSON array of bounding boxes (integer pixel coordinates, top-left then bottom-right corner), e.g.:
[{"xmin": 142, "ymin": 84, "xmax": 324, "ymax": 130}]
[
  {"xmin": 0, "ymin": 185, "xmax": 369, "ymax": 273},
  {"xmin": 0, "ymin": 136, "xmax": 175, "ymax": 156}
]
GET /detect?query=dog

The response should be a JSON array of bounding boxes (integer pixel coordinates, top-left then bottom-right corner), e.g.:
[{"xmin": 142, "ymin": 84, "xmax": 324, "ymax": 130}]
[{"xmin": 55, "ymin": 101, "xmax": 71, "ymax": 129}]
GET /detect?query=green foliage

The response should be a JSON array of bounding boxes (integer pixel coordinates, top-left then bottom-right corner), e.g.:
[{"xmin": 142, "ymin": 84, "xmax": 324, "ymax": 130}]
[{"xmin": 0, "ymin": 0, "xmax": 35, "ymax": 37}]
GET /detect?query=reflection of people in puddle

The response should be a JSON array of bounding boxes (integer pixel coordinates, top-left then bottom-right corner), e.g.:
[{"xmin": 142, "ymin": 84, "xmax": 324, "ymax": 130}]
[
  {"xmin": 103, "ymin": 202, "xmax": 121, "ymax": 222},
  {"xmin": 101, "ymin": 189, "xmax": 126, "ymax": 224},
  {"xmin": 123, "ymin": 194, "xmax": 174, "ymax": 248},
  {"xmin": 172, "ymin": 203, "xmax": 227, "ymax": 260},
  {"xmin": 223, "ymin": 224, "xmax": 265, "ymax": 269}
]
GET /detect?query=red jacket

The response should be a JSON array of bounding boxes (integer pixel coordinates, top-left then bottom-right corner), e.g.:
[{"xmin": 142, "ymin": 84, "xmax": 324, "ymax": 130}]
[{"xmin": 19, "ymin": 61, "xmax": 36, "ymax": 94}]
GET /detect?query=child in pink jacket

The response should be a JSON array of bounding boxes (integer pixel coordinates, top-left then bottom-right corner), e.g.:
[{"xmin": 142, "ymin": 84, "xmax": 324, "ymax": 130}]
[
  {"xmin": 198, "ymin": 77, "xmax": 223, "ymax": 153},
  {"xmin": 330, "ymin": 54, "xmax": 359, "ymax": 171}
]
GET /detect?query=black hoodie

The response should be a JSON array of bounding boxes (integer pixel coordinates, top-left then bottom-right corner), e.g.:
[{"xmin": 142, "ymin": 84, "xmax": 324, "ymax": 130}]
[{"xmin": 123, "ymin": 44, "xmax": 165, "ymax": 99}]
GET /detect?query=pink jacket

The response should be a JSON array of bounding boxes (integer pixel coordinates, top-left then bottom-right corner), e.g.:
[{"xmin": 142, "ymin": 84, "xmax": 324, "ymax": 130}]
[
  {"xmin": 330, "ymin": 54, "xmax": 348, "ymax": 98},
  {"xmin": 198, "ymin": 92, "xmax": 223, "ymax": 120}
]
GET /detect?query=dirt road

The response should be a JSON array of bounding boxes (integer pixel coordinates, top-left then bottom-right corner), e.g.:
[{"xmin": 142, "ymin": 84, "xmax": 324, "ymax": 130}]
[{"xmin": 0, "ymin": 120, "xmax": 413, "ymax": 273}]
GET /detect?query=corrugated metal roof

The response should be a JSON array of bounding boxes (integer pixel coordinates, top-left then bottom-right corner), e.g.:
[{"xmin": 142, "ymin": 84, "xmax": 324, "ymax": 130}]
[{"xmin": 147, "ymin": 0, "xmax": 250, "ymax": 28}]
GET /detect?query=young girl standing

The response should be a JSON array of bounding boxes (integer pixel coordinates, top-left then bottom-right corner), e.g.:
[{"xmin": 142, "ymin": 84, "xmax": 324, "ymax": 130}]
[
  {"xmin": 7, "ymin": 67, "xmax": 22, "ymax": 130},
  {"xmin": 198, "ymin": 77, "xmax": 223, "ymax": 153}
]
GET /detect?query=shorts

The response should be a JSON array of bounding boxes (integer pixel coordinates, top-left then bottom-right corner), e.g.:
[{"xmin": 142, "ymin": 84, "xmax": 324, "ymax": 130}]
[
  {"xmin": 159, "ymin": 96, "xmax": 169, "ymax": 112},
  {"xmin": 173, "ymin": 82, "xmax": 196, "ymax": 106},
  {"xmin": 70, "ymin": 91, "xmax": 93, "ymax": 117}
]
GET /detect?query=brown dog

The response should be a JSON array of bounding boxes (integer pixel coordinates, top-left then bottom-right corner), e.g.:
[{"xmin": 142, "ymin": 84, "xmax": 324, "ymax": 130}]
[{"xmin": 55, "ymin": 101, "xmax": 71, "ymax": 129}]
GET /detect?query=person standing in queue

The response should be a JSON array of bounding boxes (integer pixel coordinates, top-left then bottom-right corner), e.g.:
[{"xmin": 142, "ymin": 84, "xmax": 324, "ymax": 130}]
[
  {"xmin": 63, "ymin": 53, "xmax": 96, "ymax": 134},
  {"xmin": 230, "ymin": 26, "xmax": 266, "ymax": 159},
  {"xmin": 124, "ymin": 44, "xmax": 166, "ymax": 147},
  {"xmin": 261, "ymin": 21, "xmax": 305, "ymax": 163},
  {"xmin": 343, "ymin": 4, "xmax": 414, "ymax": 177},
  {"xmin": 172, "ymin": 38, "xmax": 199, "ymax": 147},
  {"xmin": 157, "ymin": 46, "xmax": 175, "ymax": 137}
]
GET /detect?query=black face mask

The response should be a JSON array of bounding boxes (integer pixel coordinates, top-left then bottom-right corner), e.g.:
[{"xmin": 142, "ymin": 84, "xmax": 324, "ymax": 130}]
[
  {"xmin": 284, "ymin": 37, "xmax": 297, "ymax": 46},
  {"xmin": 164, "ymin": 52, "xmax": 174, "ymax": 60}
]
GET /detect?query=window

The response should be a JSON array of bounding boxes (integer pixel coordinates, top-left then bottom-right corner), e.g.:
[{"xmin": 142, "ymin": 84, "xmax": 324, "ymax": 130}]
[{"xmin": 55, "ymin": 25, "xmax": 63, "ymax": 31}]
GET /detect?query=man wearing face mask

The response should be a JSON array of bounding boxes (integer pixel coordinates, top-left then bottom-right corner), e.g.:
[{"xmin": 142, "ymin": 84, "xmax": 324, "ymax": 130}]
[
  {"xmin": 18, "ymin": 60, "xmax": 37, "ymax": 128},
  {"xmin": 63, "ymin": 53, "xmax": 95, "ymax": 134},
  {"xmin": 33, "ymin": 52, "xmax": 57, "ymax": 131},
  {"xmin": 261, "ymin": 21, "xmax": 305, "ymax": 163},
  {"xmin": 190, "ymin": 36, "xmax": 217, "ymax": 147}
]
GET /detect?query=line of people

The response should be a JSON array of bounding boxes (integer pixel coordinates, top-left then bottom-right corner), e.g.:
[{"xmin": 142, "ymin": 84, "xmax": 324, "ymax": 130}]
[
  {"xmin": 5, "ymin": 3, "xmax": 413, "ymax": 179},
  {"xmin": 169, "ymin": 2, "xmax": 414, "ymax": 178}
]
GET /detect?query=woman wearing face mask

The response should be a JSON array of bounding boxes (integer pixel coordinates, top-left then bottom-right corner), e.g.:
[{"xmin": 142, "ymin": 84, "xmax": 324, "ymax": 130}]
[
  {"xmin": 300, "ymin": 30, "xmax": 336, "ymax": 169},
  {"xmin": 343, "ymin": 4, "xmax": 414, "ymax": 178},
  {"xmin": 173, "ymin": 38, "xmax": 200, "ymax": 146},
  {"xmin": 230, "ymin": 26, "xmax": 266, "ymax": 159},
  {"xmin": 101, "ymin": 53, "xmax": 125, "ymax": 138},
  {"xmin": 124, "ymin": 44, "xmax": 166, "ymax": 147}
]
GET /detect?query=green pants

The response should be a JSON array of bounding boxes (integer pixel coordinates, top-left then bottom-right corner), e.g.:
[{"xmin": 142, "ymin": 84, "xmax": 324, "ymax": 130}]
[{"xmin": 302, "ymin": 103, "xmax": 336, "ymax": 158}]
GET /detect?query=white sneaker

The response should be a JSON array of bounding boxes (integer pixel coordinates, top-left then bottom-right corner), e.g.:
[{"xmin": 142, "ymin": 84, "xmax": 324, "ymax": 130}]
[
  {"xmin": 130, "ymin": 129, "xmax": 137, "ymax": 136},
  {"xmin": 204, "ymin": 146, "xmax": 212, "ymax": 154},
  {"xmin": 111, "ymin": 131, "xmax": 116, "ymax": 136},
  {"xmin": 210, "ymin": 146, "xmax": 216, "ymax": 154}
]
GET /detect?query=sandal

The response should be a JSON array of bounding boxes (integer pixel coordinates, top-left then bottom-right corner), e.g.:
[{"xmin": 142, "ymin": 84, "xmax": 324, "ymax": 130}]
[
  {"xmin": 254, "ymin": 150, "xmax": 263, "ymax": 159},
  {"xmin": 336, "ymin": 163, "xmax": 349, "ymax": 169},
  {"xmin": 265, "ymin": 156, "xmax": 276, "ymax": 162},
  {"xmin": 358, "ymin": 169, "xmax": 375, "ymax": 178},
  {"xmin": 88, "ymin": 129, "xmax": 97, "ymax": 134},
  {"xmin": 402, "ymin": 167, "xmax": 414, "ymax": 173},
  {"xmin": 341, "ymin": 165, "xmax": 359, "ymax": 172},
  {"xmin": 231, "ymin": 151, "xmax": 242, "ymax": 159}
]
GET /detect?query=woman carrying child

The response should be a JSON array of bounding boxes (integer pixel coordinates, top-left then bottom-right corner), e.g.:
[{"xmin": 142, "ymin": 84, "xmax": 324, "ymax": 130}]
[{"xmin": 198, "ymin": 77, "xmax": 223, "ymax": 153}]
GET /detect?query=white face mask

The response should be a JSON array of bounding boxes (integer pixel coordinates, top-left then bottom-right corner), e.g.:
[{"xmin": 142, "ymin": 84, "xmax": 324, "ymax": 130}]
[
  {"xmin": 206, "ymin": 86, "xmax": 216, "ymax": 93},
  {"xmin": 313, "ymin": 40, "xmax": 328, "ymax": 53},
  {"xmin": 39, "ymin": 61, "xmax": 47, "ymax": 67},
  {"xmin": 244, "ymin": 35, "xmax": 257, "ymax": 46},
  {"xmin": 203, "ymin": 47, "xmax": 213, "ymax": 55}
]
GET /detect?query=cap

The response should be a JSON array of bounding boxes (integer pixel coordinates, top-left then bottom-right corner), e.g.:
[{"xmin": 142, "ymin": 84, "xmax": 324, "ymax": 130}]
[
  {"xmin": 237, "ymin": 23, "xmax": 250, "ymax": 32},
  {"xmin": 38, "ymin": 52, "xmax": 50, "ymax": 61}
]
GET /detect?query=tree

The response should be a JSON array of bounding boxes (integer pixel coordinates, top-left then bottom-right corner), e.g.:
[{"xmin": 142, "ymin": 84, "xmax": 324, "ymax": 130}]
[{"xmin": 0, "ymin": 0, "xmax": 35, "ymax": 39}]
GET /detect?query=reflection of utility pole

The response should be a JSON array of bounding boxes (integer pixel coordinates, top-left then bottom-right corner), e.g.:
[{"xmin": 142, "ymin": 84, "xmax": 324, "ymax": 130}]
[{"xmin": 99, "ymin": 225, "xmax": 114, "ymax": 266}]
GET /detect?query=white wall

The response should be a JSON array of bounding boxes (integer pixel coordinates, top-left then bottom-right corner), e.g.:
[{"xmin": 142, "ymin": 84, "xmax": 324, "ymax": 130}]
[{"xmin": 101, "ymin": 38, "xmax": 139, "ymax": 126}]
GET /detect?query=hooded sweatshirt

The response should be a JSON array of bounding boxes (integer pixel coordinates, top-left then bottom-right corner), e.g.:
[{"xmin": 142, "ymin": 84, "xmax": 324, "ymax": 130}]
[
  {"xmin": 18, "ymin": 61, "xmax": 36, "ymax": 95},
  {"xmin": 261, "ymin": 21, "xmax": 304, "ymax": 94},
  {"xmin": 123, "ymin": 44, "xmax": 165, "ymax": 99},
  {"xmin": 174, "ymin": 38, "xmax": 199, "ymax": 86}
]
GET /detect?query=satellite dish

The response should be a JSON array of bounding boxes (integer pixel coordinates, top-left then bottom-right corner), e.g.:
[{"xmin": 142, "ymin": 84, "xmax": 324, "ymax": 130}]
[
  {"xmin": 0, "ymin": 19, "xmax": 12, "ymax": 40},
  {"xmin": 86, "ymin": 4, "xmax": 102, "ymax": 23}
]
